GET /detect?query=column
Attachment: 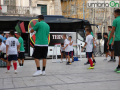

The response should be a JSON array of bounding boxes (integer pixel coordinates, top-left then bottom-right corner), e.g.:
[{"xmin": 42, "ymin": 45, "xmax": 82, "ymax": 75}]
[
  {"xmin": 16, "ymin": 0, "xmax": 21, "ymax": 6},
  {"xmin": 54, "ymin": 0, "xmax": 62, "ymax": 15},
  {"xmin": 1, "ymin": 0, "xmax": 3, "ymax": 5}
]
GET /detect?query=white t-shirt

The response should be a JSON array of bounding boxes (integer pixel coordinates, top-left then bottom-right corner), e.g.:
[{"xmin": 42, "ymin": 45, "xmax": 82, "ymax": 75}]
[
  {"xmin": 85, "ymin": 35, "xmax": 93, "ymax": 52},
  {"xmin": 6, "ymin": 37, "xmax": 19, "ymax": 55},
  {"xmin": 64, "ymin": 39, "xmax": 70, "ymax": 52},
  {"xmin": 0, "ymin": 43, "xmax": 6, "ymax": 53},
  {"xmin": 69, "ymin": 40, "xmax": 73, "ymax": 51},
  {"xmin": 60, "ymin": 46, "xmax": 65, "ymax": 51}
]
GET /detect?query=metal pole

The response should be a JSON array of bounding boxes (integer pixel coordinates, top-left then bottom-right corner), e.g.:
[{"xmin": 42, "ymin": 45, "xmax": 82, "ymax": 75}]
[
  {"xmin": 67, "ymin": 0, "xmax": 68, "ymax": 17},
  {"xmin": 83, "ymin": 0, "xmax": 85, "ymax": 19}
]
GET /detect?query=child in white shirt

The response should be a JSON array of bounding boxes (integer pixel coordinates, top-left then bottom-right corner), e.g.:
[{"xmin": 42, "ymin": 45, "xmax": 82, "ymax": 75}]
[
  {"xmin": 0, "ymin": 39, "xmax": 7, "ymax": 63},
  {"xmin": 82, "ymin": 29, "xmax": 94, "ymax": 69},
  {"xmin": 63, "ymin": 34, "xmax": 71, "ymax": 65},
  {"xmin": 6, "ymin": 30, "xmax": 20, "ymax": 74},
  {"xmin": 68, "ymin": 36, "xmax": 74, "ymax": 62}
]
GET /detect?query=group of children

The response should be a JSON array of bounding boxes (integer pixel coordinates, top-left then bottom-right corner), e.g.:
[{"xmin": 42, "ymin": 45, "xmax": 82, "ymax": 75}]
[
  {"xmin": 0, "ymin": 30, "xmax": 25, "ymax": 74},
  {"xmin": 60, "ymin": 35, "xmax": 74, "ymax": 65},
  {"xmin": 60, "ymin": 26, "xmax": 96, "ymax": 69},
  {"xmin": 60, "ymin": 28, "xmax": 96, "ymax": 69}
]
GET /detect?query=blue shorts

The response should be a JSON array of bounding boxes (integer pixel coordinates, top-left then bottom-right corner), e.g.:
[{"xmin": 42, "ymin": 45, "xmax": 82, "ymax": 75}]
[
  {"xmin": 65, "ymin": 52, "xmax": 70, "ymax": 55},
  {"xmin": 70, "ymin": 51, "xmax": 74, "ymax": 56},
  {"xmin": 8, "ymin": 55, "xmax": 17, "ymax": 61},
  {"xmin": 86, "ymin": 52, "xmax": 92, "ymax": 58}
]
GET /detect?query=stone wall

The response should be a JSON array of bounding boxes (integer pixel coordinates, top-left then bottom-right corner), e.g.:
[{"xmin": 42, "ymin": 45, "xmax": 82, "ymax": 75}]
[{"xmin": 54, "ymin": 0, "xmax": 62, "ymax": 15}]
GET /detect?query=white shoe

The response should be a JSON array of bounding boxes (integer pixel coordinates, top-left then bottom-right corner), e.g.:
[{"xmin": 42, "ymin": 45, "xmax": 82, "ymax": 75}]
[
  {"xmin": 104, "ymin": 58, "xmax": 107, "ymax": 61},
  {"xmin": 42, "ymin": 71, "xmax": 46, "ymax": 76},
  {"xmin": 14, "ymin": 70, "xmax": 17, "ymax": 74},
  {"xmin": 17, "ymin": 66, "xmax": 21, "ymax": 68},
  {"xmin": 6, "ymin": 70, "xmax": 10, "ymax": 73},
  {"xmin": 60, "ymin": 61, "xmax": 63, "ymax": 63},
  {"xmin": 33, "ymin": 70, "xmax": 42, "ymax": 77}
]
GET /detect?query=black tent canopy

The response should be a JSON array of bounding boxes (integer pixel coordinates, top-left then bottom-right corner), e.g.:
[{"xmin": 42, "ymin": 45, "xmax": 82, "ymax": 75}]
[
  {"xmin": 0, "ymin": 15, "xmax": 86, "ymax": 23},
  {"xmin": 0, "ymin": 15, "xmax": 90, "ymax": 32}
]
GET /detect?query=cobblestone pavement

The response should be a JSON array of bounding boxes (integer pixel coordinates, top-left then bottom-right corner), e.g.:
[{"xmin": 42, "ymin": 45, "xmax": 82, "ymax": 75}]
[{"xmin": 0, "ymin": 57, "xmax": 120, "ymax": 90}]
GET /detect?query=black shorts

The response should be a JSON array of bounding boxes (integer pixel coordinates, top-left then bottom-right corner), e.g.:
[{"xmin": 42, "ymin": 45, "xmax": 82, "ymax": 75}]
[
  {"xmin": 32, "ymin": 46, "xmax": 48, "ymax": 59},
  {"xmin": 8, "ymin": 55, "xmax": 17, "ymax": 61},
  {"xmin": 104, "ymin": 45, "xmax": 108, "ymax": 53},
  {"xmin": 0, "ymin": 53, "xmax": 7, "ymax": 60},
  {"xmin": 109, "ymin": 44, "xmax": 114, "ymax": 51},
  {"xmin": 114, "ymin": 41, "xmax": 120, "ymax": 56},
  {"xmin": 18, "ymin": 52, "xmax": 25, "ymax": 59},
  {"xmin": 61, "ymin": 51, "xmax": 65, "ymax": 54}
]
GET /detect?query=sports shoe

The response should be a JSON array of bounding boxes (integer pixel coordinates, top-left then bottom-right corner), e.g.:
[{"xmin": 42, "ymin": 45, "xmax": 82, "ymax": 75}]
[
  {"xmin": 14, "ymin": 70, "xmax": 17, "ymax": 74},
  {"xmin": 112, "ymin": 59, "xmax": 116, "ymax": 62},
  {"xmin": 93, "ymin": 61, "xmax": 96, "ymax": 63},
  {"xmin": 108, "ymin": 59, "xmax": 113, "ymax": 62},
  {"xmin": 103, "ymin": 58, "xmax": 107, "ymax": 61},
  {"xmin": 42, "ymin": 71, "xmax": 46, "ymax": 76},
  {"xmin": 93, "ymin": 63, "xmax": 95, "ymax": 66},
  {"xmin": 116, "ymin": 69, "xmax": 120, "ymax": 73},
  {"xmin": 6, "ymin": 70, "xmax": 10, "ymax": 73},
  {"xmin": 17, "ymin": 66, "xmax": 21, "ymax": 68},
  {"xmin": 60, "ymin": 61, "xmax": 63, "ymax": 63},
  {"xmin": 33, "ymin": 70, "xmax": 42, "ymax": 77},
  {"xmin": 87, "ymin": 67, "xmax": 94, "ymax": 69},
  {"xmin": 84, "ymin": 62, "xmax": 90, "ymax": 65},
  {"xmin": 66, "ymin": 62, "xmax": 71, "ymax": 65}
]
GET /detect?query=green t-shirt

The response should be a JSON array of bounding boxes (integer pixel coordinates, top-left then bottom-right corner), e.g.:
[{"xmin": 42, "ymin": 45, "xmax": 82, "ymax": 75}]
[
  {"xmin": 112, "ymin": 16, "xmax": 120, "ymax": 41},
  {"xmin": 108, "ymin": 31, "xmax": 114, "ymax": 44},
  {"xmin": 18, "ymin": 37, "xmax": 25, "ymax": 52},
  {"xmin": 91, "ymin": 32, "xmax": 94, "ymax": 37},
  {"xmin": 33, "ymin": 20, "xmax": 50, "ymax": 45}
]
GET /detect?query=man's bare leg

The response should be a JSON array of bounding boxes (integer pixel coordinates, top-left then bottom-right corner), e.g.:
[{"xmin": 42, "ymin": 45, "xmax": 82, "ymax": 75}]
[
  {"xmin": 35, "ymin": 59, "xmax": 40, "ymax": 67},
  {"xmin": 18, "ymin": 59, "xmax": 21, "ymax": 66}
]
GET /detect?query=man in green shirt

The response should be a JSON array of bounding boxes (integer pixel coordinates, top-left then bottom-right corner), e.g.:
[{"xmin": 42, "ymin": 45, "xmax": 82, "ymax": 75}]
[
  {"xmin": 84, "ymin": 26, "xmax": 96, "ymax": 65},
  {"xmin": 108, "ymin": 9, "xmax": 120, "ymax": 73},
  {"xmin": 31, "ymin": 15, "xmax": 50, "ymax": 76},
  {"xmin": 16, "ymin": 33, "xmax": 25, "ymax": 67},
  {"xmin": 108, "ymin": 26, "xmax": 116, "ymax": 62}
]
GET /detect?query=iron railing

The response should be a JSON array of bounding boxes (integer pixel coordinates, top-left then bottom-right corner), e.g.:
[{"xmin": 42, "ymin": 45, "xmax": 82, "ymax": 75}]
[{"xmin": 0, "ymin": 5, "xmax": 39, "ymax": 16}]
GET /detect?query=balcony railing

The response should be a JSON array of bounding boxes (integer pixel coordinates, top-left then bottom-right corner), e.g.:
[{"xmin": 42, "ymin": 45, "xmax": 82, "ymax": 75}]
[{"xmin": 0, "ymin": 5, "xmax": 41, "ymax": 16}]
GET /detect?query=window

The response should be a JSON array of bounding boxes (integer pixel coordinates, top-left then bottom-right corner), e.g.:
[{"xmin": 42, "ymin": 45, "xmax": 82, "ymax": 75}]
[
  {"xmin": 4, "ymin": 0, "xmax": 9, "ymax": 5},
  {"xmin": 4, "ymin": 0, "xmax": 16, "ymax": 6},
  {"xmin": 37, "ymin": 4, "xmax": 47, "ymax": 15}
]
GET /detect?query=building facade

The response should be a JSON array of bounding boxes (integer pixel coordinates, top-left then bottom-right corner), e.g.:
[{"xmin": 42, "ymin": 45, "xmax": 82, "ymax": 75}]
[
  {"xmin": 61, "ymin": 0, "xmax": 120, "ymax": 38},
  {"xmin": 0, "ymin": 0, "xmax": 62, "ymax": 16}
]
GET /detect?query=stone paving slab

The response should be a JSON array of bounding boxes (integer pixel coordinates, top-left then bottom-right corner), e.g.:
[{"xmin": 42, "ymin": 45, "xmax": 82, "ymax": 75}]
[{"xmin": 0, "ymin": 57, "xmax": 120, "ymax": 90}]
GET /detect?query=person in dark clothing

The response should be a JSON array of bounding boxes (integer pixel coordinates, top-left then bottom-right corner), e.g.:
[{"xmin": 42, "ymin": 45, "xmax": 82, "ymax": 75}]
[{"xmin": 104, "ymin": 33, "xmax": 111, "ymax": 60}]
